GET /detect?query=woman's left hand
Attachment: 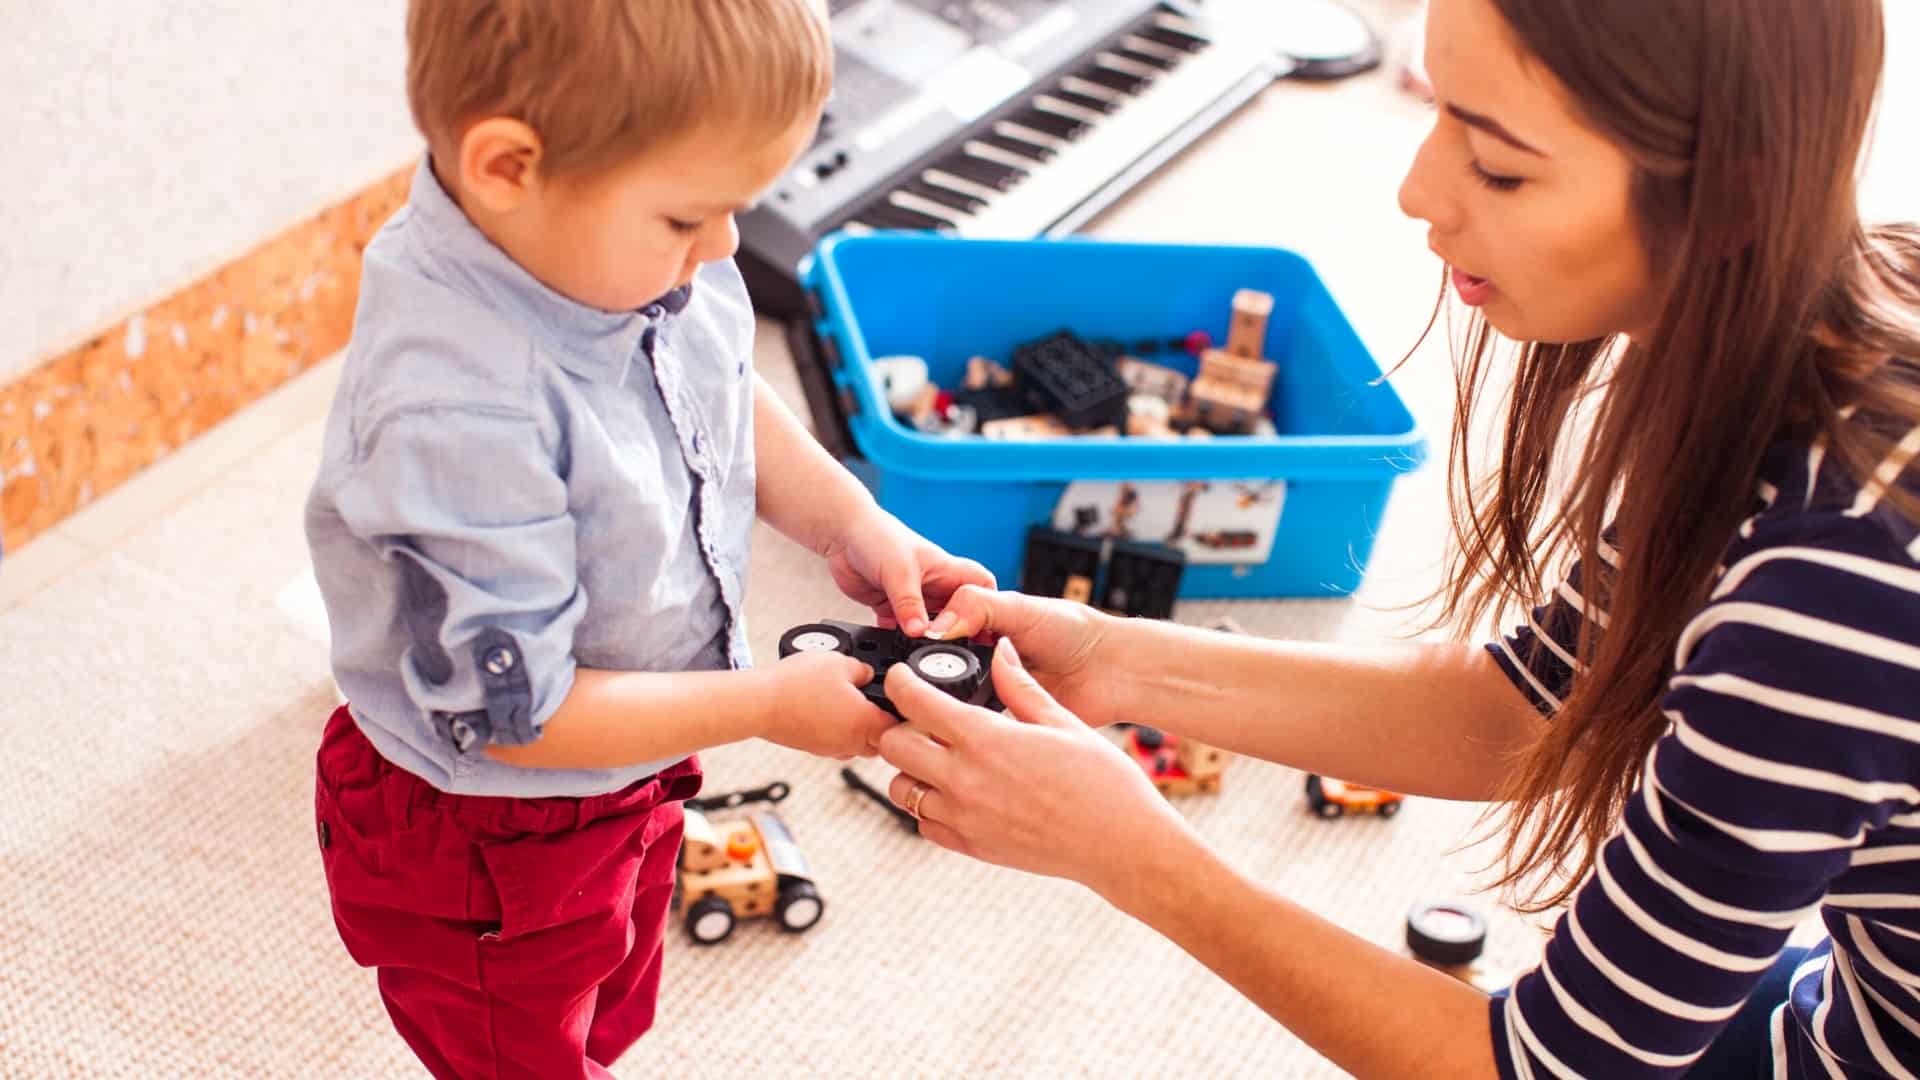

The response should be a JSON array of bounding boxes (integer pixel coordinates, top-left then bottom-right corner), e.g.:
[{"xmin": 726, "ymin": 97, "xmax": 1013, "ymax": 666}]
[{"xmin": 875, "ymin": 636, "xmax": 1193, "ymax": 895}]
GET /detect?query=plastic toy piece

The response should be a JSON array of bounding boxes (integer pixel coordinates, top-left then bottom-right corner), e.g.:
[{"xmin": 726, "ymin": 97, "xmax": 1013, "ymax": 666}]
[
  {"xmin": 1010, "ymin": 330, "xmax": 1131, "ymax": 430},
  {"xmin": 951, "ymin": 384, "xmax": 1031, "ymax": 426},
  {"xmin": 676, "ymin": 782, "xmax": 823, "ymax": 945},
  {"xmin": 1185, "ymin": 348, "xmax": 1278, "ymax": 435},
  {"xmin": 1124, "ymin": 725, "xmax": 1227, "ymax": 795},
  {"xmin": 980, "ymin": 413, "xmax": 1072, "ymax": 440},
  {"xmin": 840, "ymin": 765, "xmax": 921, "ymax": 833},
  {"xmin": 872, "ymin": 355, "xmax": 931, "ymax": 415},
  {"xmin": 1102, "ymin": 539, "xmax": 1186, "ymax": 621},
  {"xmin": 964, "ymin": 355, "xmax": 1015, "ymax": 390},
  {"xmin": 1304, "ymin": 774, "xmax": 1404, "ymax": 818},
  {"xmin": 1405, "ymin": 900, "xmax": 1504, "ymax": 992},
  {"xmin": 1115, "ymin": 356, "xmax": 1190, "ymax": 405},
  {"xmin": 1226, "ymin": 288, "xmax": 1275, "ymax": 360},
  {"xmin": 779, "ymin": 619, "xmax": 1001, "ymax": 718},
  {"xmin": 1020, "ymin": 527, "xmax": 1103, "ymax": 601}
]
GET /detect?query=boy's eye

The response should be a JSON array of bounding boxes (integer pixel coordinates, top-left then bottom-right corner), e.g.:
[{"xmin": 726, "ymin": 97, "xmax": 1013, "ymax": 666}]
[
  {"xmin": 1468, "ymin": 160, "xmax": 1524, "ymax": 193},
  {"xmin": 666, "ymin": 217, "xmax": 703, "ymax": 234}
]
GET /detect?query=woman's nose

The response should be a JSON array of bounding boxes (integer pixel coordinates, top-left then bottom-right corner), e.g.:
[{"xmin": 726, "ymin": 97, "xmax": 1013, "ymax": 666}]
[{"xmin": 1398, "ymin": 129, "xmax": 1459, "ymax": 234}]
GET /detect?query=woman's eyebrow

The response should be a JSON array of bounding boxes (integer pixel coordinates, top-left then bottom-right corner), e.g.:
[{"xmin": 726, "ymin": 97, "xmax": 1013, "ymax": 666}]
[{"xmin": 1447, "ymin": 103, "xmax": 1546, "ymax": 156}]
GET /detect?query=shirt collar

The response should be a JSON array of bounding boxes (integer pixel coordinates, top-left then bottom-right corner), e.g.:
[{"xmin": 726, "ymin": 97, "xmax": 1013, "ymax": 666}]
[{"xmin": 402, "ymin": 155, "xmax": 693, "ymax": 383}]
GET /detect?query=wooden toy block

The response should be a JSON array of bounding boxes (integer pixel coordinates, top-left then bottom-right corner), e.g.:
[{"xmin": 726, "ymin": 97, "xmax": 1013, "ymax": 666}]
[
  {"xmin": 1115, "ymin": 355, "xmax": 1190, "ymax": 404},
  {"xmin": 980, "ymin": 413, "xmax": 1072, "ymax": 440},
  {"xmin": 679, "ymin": 807, "xmax": 731, "ymax": 873},
  {"xmin": 1226, "ymin": 288, "xmax": 1275, "ymax": 359},
  {"xmin": 1063, "ymin": 574, "xmax": 1094, "ymax": 605},
  {"xmin": 964, "ymin": 355, "xmax": 1014, "ymax": 390}
]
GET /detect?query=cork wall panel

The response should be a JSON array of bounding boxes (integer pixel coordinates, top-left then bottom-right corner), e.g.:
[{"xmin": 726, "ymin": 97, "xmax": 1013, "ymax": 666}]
[{"xmin": 0, "ymin": 167, "xmax": 413, "ymax": 553}]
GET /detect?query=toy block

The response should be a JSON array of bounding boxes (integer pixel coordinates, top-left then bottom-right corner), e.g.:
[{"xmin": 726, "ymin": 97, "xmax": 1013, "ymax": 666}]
[
  {"xmin": 951, "ymin": 384, "xmax": 1031, "ymax": 426},
  {"xmin": 1102, "ymin": 539, "xmax": 1185, "ymax": 621},
  {"xmin": 1114, "ymin": 356, "xmax": 1190, "ymax": 405},
  {"xmin": 980, "ymin": 413, "xmax": 1072, "ymax": 440},
  {"xmin": 964, "ymin": 355, "xmax": 1015, "ymax": 390},
  {"xmin": 1020, "ymin": 526, "xmax": 1103, "ymax": 601},
  {"xmin": 680, "ymin": 807, "xmax": 730, "ymax": 873},
  {"xmin": 1226, "ymin": 289, "xmax": 1274, "ymax": 359},
  {"xmin": 1063, "ymin": 574, "xmax": 1094, "ymax": 605},
  {"xmin": 1011, "ymin": 331, "xmax": 1130, "ymax": 430},
  {"xmin": 1187, "ymin": 348, "xmax": 1277, "ymax": 434}
]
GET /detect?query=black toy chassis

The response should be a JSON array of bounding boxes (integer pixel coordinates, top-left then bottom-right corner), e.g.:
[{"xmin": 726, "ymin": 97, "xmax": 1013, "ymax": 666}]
[{"xmin": 779, "ymin": 619, "xmax": 1002, "ymax": 718}]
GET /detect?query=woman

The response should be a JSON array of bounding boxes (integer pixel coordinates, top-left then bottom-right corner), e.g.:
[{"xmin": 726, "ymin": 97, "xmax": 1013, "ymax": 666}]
[{"xmin": 873, "ymin": 0, "xmax": 1920, "ymax": 1075}]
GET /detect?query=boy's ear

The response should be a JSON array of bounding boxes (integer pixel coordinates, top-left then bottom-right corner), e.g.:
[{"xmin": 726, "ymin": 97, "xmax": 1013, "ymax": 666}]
[{"xmin": 457, "ymin": 118, "xmax": 544, "ymax": 214}]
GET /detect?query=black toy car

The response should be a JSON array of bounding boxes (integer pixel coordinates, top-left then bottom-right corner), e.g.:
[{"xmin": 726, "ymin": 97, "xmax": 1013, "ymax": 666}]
[{"xmin": 779, "ymin": 619, "xmax": 1001, "ymax": 718}]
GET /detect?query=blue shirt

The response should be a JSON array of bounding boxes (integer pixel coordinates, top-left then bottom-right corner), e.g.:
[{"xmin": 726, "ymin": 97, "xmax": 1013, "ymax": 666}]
[
  {"xmin": 304, "ymin": 156, "xmax": 758, "ymax": 798},
  {"xmin": 1486, "ymin": 430, "xmax": 1920, "ymax": 1078}
]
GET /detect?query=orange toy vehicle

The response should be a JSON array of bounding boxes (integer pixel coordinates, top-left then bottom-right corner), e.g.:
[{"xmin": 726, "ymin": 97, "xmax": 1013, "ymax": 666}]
[{"xmin": 1304, "ymin": 774, "xmax": 1404, "ymax": 818}]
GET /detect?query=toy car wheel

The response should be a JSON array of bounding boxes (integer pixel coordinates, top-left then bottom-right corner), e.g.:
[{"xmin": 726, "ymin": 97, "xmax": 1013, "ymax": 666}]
[
  {"xmin": 776, "ymin": 880, "xmax": 824, "ymax": 933},
  {"xmin": 1305, "ymin": 774, "xmax": 1340, "ymax": 817},
  {"xmin": 1406, "ymin": 900, "xmax": 1487, "ymax": 967},
  {"xmin": 1132, "ymin": 725, "xmax": 1167, "ymax": 751},
  {"xmin": 780, "ymin": 623, "xmax": 855, "ymax": 659},
  {"xmin": 906, "ymin": 643, "xmax": 982, "ymax": 696},
  {"xmin": 687, "ymin": 895, "xmax": 736, "ymax": 945},
  {"xmin": 1378, "ymin": 799, "xmax": 1402, "ymax": 818}
]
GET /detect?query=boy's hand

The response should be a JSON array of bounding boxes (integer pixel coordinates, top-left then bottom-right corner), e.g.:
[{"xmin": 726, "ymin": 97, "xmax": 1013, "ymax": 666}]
[
  {"xmin": 820, "ymin": 505, "xmax": 996, "ymax": 637},
  {"xmin": 759, "ymin": 650, "xmax": 894, "ymax": 760}
]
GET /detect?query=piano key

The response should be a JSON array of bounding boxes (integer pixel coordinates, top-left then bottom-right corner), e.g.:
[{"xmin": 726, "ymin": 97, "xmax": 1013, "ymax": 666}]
[
  {"xmin": 1012, "ymin": 107, "xmax": 1092, "ymax": 141},
  {"xmin": 1078, "ymin": 65, "xmax": 1154, "ymax": 96},
  {"xmin": 963, "ymin": 139, "xmax": 1047, "ymax": 172},
  {"xmin": 977, "ymin": 131, "xmax": 1058, "ymax": 163},
  {"xmin": 937, "ymin": 152, "xmax": 1028, "ymax": 189},
  {"xmin": 923, "ymin": 168, "xmax": 1012, "ymax": 203},
  {"xmin": 888, "ymin": 190, "xmax": 970, "ymax": 227},
  {"xmin": 902, "ymin": 178, "xmax": 990, "ymax": 214},
  {"xmin": 951, "ymin": 17, "xmax": 1268, "ymax": 241},
  {"xmin": 862, "ymin": 201, "xmax": 953, "ymax": 231},
  {"xmin": 1119, "ymin": 34, "xmax": 1189, "ymax": 65},
  {"xmin": 1050, "ymin": 88, "xmax": 1122, "ymax": 116},
  {"xmin": 1033, "ymin": 93, "xmax": 1108, "ymax": 125},
  {"xmin": 1096, "ymin": 51, "xmax": 1165, "ymax": 80},
  {"xmin": 993, "ymin": 119, "xmax": 1069, "ymax": 153},
  {"xmin": 1112, "ymin": 45, "xmax": 1178, "ymax": 72},
  {"xmin": 1139, "ymin": 24, "xmax": 1208, "ymax": 54}
]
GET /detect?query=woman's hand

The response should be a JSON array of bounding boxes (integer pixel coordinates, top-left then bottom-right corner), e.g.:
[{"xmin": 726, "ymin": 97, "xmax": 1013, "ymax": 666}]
[
  {"xmin": 922, "ymin": 585, "xmax": 1126, "ymax": 728},
  {"xmin": 874, "ymin": 636, "xmax": 1195, "ymax": 897}
]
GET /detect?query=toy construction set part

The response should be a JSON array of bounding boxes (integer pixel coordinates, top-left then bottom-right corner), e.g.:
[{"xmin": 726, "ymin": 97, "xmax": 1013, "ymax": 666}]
[
  {"xmin": 779, "ymin": 619, "xmax": 1001, "ymax": 719},
  {"xmin": 1019, "ymin": 526, "xmax": 1186, "ymax": 621},
  {"xmin": 876, "ymin": 289, "xmax": 1281, "ymax": 441},
  {"xmin": 677, "ymin": 782, "xmax": 823, "ymax": 945},
  {"xmin": 1405, "ymin": 900, "xmax": 1504, "ymax": 992},
  {"xmin": 1304, "ymin": 773, "xmax": 1405, "ymax": 818},
  {"xmin": 1123, "ymin": 724, "xmax": 1228, "ymax": 796},
  {"xmin": 839, "ymin": 765, "xmax": 921, "ymax": 834}
]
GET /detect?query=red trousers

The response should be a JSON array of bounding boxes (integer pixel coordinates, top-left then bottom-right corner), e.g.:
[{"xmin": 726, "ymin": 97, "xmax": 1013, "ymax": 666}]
[{"xmin": 315, "ymin": 706, "xmax": 701, "ymax": 1079}]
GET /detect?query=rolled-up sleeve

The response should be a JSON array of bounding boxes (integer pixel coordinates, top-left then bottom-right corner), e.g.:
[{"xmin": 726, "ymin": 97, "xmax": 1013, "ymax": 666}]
[{"xmin": 335, "ymin": 405, "xmax": 585, "ymax": 750}]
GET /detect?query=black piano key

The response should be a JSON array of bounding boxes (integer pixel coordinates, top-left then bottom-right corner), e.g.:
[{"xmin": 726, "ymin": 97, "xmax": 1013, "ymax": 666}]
[
  {"xmin": 1014, "ymin": 107, "xmax": 1091, "ymax": 141},
  {"xmin": 861, "ymin": 202, "xmax": 952, "ymax": 231},
  {"xmin": 902, "ymin": 178, "xmax": 989, "ymax": 215},
  {"xmin": 978, "ymin": 131, "xmax": 1057, "ymax": 163},
  {"xmin": 1113, "ymin": 45, "xmax": 1178, "ymax": 72},
  {"xmin": 938, "ymin": 153, "xmax": 1027, "ymax": 191},
  {"xmin": 1079, "ymin": 65, "xmax": 1154, "ymax": 96},
  {"xmin": 1120, "ymin": 34, "xmax": 1189, "ymax": 65},
  {"xmin": 1050, "ymin": 88, "xmax": 1120, "ymax": 115},
  {"xmin": 1140, "ymin": 25, "xmax": 1208, "ymax": 54}
]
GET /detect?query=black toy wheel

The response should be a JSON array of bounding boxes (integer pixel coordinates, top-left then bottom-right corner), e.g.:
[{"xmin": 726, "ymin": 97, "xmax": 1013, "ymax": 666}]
[
  {"xmin": 1378, "ymin": 799, "xmax": 1402, "ymax": 819},
  {"xmin": 1406, "ymin": 900, "xmax": 1487, "ymax": 967},
  {"xmin": 1132, "ymin": 726, "xmax": 1167, "ymax": 751},
  {"xmin": 780, "ymin": 622, "xmax": 855, "ymax": 659},
  {"xmin": 906, "ymin": 643, "xmax": 982, "ymax": 696},
  {"xmin": 776, "ymin": 880, "xmax": 824, "ymax": 933},
  {"xmin": 1305, "ymin": 774, "xmax": 1341, "ymax": 817},
  {"xmin": 687, "ymin": 895, "xmax": 736, "ymax": 945}
]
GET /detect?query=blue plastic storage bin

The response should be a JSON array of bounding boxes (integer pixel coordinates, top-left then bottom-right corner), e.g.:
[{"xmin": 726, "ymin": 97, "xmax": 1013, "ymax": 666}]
[{"xmin": 803, "ymin": 234, "xmax": 1426, "ymax": 598}]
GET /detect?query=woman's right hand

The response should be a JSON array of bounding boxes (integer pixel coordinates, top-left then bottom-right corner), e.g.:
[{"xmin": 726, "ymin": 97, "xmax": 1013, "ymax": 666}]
[{"xmin": 923, "ymin": 585, "xmax": 1122, "ymax": 727}]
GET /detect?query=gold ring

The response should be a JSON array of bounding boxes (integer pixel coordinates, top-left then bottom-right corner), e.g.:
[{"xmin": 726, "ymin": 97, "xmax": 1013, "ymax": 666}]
[{"xmin": 903, "ymin": 780, "xmax": 932, "ymax": 821}]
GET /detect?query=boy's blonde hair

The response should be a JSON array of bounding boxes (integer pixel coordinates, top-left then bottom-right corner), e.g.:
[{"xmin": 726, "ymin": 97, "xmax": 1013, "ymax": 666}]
[{"xmin": 407, "ymin": 0, "xmax": 833, "ymax": 179}]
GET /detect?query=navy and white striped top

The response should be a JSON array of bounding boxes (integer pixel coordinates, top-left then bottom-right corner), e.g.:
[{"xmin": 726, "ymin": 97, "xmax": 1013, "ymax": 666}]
[{"xmin": 1487, "ymin": 427, "xmax": 1920, "ymax": 1078}]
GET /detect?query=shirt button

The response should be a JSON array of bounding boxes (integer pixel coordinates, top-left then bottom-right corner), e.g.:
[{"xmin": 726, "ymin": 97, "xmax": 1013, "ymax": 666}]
[{"xmin": 485, "ymin": 647, "xmax": 516, "ymax": 675}]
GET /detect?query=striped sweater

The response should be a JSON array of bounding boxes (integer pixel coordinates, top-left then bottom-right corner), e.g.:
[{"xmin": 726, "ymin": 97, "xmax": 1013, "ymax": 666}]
[{"xmin": 1487, "ymin": 431, "xmax": 1920, "ymax": 1079}]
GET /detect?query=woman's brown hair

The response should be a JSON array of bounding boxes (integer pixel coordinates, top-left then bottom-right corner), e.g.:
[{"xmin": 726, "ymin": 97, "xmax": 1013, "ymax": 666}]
[{"xmin": 1434, "ymin": 0, "xmax": 1920, "ymax": 909}]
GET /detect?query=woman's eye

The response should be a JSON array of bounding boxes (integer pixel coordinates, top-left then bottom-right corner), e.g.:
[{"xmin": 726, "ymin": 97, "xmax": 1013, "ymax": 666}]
[{"xmin": 1468, "ymin": 160, "xmax": 1525, "ymax": 192}]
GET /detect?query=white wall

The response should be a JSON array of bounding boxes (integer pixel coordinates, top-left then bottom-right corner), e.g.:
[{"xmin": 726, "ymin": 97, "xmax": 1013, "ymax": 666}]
[{"xmin": 2, "ymin": 2, "xmax": 419, "ymax": 383}]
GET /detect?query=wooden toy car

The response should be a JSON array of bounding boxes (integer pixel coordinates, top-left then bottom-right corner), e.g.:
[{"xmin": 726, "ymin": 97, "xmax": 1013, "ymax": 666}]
[
  {"xmin": 675, "ymin": 782, "xmax": 823, "ymax": 945},
  {"xmin": 1124, "ymin": 725, "xmax": 1227, "ymax": 795},
  {"xmin": 1304, "ymin": 774, "xmax": 1404, "ymax": 818}
]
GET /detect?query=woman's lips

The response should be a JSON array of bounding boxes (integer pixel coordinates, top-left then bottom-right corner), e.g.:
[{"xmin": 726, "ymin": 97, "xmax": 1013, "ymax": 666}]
[{"xmin": 1450, "ymin": 266, "xmax": 1498, "ymax": 307}]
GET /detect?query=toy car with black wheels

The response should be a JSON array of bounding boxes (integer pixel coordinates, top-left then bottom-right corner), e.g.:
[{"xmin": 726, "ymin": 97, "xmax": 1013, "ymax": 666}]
[
  {"xmin": 675, "ymin": 782, "xmax": 823, "ymax": 945},
  {"xmin": 1304, "ymin": 774, "xmax": 1404, "ymax": 818},
  {"xmin": 779, "ymin": 619, "xmax": 1001, "ymax": 718}
]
